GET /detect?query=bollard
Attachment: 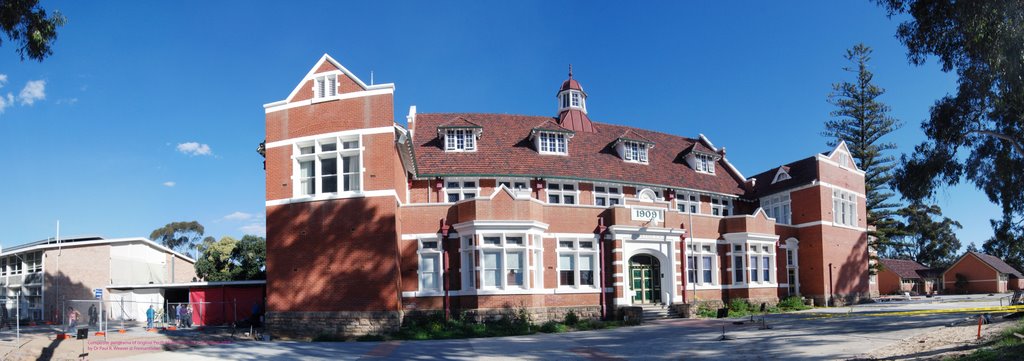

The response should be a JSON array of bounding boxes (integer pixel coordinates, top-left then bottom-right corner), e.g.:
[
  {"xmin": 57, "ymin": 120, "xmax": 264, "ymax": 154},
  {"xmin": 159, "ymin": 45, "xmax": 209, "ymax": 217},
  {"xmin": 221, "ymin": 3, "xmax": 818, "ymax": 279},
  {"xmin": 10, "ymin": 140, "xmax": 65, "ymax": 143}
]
[{"xmin": 977, "ymin": 315, "xmax": 983, "ymax": 340}]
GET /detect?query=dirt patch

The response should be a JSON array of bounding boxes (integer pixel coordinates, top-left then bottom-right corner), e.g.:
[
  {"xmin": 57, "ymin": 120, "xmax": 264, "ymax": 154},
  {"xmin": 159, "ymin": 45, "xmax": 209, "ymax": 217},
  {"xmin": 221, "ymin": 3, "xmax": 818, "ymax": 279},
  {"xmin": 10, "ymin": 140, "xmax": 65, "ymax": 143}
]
[{"xmin": 855, "ymin": 316, "xmax": 1018, "ymax": 360}]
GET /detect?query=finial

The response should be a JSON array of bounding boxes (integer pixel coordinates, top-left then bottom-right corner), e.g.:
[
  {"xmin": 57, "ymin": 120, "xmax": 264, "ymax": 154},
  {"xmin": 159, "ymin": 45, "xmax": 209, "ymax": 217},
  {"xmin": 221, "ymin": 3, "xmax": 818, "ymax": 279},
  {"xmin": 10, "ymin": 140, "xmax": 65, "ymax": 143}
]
[{"xmin": 568, "ymin": 64, "xmax": 573, "ymax": 79}]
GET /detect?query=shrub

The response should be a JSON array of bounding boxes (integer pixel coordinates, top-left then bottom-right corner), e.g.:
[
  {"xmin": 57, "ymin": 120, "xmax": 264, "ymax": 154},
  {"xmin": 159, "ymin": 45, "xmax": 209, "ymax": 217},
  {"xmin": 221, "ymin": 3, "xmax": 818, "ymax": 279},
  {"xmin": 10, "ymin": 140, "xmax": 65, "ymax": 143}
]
[
  {"xmin": 564, "ymin": 309, "xmax": 579, "ymax": 326},
  {"xmin": 539, "ymin": 321, "xmax": 567, "ymax": 333},
  {"xmin": 728, "ymin": 299, "xmax": 751, "ymax": 315},
  {"xmin": 778, "ymin": 296, "xmax": 809, "ymax": 311},
  {"xmin": 695, "ymin": 303, "xmax": 718, "ymax": 318}
]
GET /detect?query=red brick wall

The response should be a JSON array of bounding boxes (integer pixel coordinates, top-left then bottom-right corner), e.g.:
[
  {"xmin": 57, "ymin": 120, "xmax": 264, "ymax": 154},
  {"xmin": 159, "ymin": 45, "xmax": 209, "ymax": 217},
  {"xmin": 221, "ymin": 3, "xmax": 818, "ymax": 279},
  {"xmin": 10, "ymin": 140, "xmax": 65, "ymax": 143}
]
[
  {"xmin": 877, "ymin": 269, "xmax": 904, "ymax": 295},
  {"xmin": 267, "ymin": 196, "xmax": 402, "ymax": 313},
  {"xmin": 266, "ymin": 94, "xmax": 393, "ymax": 143},
  {"xmin": 943, "ymin": 254, "xmax": 1002, "ymax": 293}
]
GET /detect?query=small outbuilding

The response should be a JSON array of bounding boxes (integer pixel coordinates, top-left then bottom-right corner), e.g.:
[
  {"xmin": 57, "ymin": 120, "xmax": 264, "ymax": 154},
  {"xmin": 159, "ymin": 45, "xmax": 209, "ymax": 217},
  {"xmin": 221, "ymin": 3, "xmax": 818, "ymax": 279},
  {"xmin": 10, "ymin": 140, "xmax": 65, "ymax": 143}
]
[
  {"xmin": 942, "ymin": 252, "xmax": 1023, "ymax": 294},
  {"xmin": 877, "ymin": 259, "xmax": 942, "ymax": 295}
]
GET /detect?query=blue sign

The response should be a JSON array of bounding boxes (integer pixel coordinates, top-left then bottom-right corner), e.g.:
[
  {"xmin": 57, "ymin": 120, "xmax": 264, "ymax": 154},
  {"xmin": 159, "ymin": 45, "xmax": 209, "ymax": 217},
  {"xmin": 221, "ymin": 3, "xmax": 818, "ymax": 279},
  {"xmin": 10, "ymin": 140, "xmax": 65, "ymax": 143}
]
[{"xmin": 93, "ymin": 288, "xmax": 103, "ymax": 299}]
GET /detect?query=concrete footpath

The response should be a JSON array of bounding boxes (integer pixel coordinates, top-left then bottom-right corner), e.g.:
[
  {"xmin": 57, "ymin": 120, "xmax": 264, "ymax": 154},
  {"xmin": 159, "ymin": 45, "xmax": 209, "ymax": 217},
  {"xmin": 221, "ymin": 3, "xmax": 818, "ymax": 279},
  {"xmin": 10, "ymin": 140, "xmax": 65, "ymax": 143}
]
[{"xmin": 34, "ymin": 294, "xmax": 1017, "ymax": 360}]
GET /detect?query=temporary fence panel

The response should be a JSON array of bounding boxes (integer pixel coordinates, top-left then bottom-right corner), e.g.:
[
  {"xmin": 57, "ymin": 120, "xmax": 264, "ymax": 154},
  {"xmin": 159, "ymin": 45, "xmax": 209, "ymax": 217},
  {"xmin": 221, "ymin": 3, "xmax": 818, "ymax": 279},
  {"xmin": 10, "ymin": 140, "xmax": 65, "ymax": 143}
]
[
  {"xmin": 224, "ymin": 286, "xmax": 264, "ymax": 324},
  {"xmin": 63, "ymin": 300, "xmax": 106, "ymax": 338}
]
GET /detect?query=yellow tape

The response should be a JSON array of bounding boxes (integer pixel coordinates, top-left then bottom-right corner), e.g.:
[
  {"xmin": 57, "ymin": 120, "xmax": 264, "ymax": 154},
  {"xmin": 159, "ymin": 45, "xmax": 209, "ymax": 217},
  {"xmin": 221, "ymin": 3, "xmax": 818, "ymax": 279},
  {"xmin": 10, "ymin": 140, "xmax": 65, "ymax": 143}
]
[{"xmin": 798, "ymin": 305, "xmax": 1024, "ymax": 320}]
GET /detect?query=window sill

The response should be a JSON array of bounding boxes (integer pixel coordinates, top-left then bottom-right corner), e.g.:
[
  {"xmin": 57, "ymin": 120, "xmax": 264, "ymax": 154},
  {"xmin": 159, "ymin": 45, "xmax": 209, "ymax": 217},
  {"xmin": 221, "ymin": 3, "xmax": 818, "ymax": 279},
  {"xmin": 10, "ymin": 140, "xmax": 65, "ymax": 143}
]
[{"xmin": 554, "ymin": 287, "xmax": 600, "ymax": 294}]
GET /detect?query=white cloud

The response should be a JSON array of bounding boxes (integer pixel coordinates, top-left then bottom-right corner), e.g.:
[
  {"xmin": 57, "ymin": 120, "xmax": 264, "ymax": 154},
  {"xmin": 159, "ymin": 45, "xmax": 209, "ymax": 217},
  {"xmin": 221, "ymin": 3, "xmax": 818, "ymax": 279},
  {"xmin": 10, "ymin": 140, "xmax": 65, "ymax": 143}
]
[
  {"xmin": 0, "ymin": 93, "xmax": 12, "ymax": 114},
  {"xmin": 176, "ymin": 142, "xmax": 213, "ymax": 156},
  {"xmin": 162, "ymin": 181, "xmax": 176, "ymax": 187},
  {"xmin": 222, "ymin": 211, "xmax": 254, "ymax": 221},
  {"xmin": 0, "ymin": 74, "xmax": 7, "ymax": 87},
  {"xmin": 239, "ymin": 223, "xmax": 266, "ymax": 236},
  {"xmin": 18, "ymin": 80, "xmax": 45, "ymax": 105},
  {"xmin": 56, "ymin": 98, "xmax": 78, "ymax": 105}
]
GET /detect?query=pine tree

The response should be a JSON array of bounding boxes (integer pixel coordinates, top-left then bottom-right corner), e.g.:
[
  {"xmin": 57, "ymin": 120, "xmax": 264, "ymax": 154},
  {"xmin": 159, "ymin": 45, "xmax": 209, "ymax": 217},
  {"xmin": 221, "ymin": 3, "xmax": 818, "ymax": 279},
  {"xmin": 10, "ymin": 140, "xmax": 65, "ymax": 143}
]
[{"xmin": 823, "ymin": 43, "xmax": 902, "ymax": 257}]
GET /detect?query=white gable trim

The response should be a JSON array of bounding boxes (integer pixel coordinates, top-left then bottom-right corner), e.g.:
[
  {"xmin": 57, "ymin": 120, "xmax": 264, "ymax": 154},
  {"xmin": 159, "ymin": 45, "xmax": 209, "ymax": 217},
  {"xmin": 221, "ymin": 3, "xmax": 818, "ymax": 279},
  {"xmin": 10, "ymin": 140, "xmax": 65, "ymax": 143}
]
[
  {"xmin": 772, "ymin": 167, "xmax": 791, "ymax": 184},
  {"xmin": 263, "ymin": 53, "xmax": 396, "ymax": 109},
  {"xmin": 698, "ymin": 134, "xmax": 746, "ymax": 181}
]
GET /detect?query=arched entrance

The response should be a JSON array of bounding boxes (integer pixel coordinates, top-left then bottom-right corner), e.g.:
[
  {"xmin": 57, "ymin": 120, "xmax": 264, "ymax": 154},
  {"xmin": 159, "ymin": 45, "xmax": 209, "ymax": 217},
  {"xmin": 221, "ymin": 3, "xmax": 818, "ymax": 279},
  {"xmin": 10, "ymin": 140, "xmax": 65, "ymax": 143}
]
[{"xmin": 629, "ymin": 254, "xmax": 662, "ymax": 304}]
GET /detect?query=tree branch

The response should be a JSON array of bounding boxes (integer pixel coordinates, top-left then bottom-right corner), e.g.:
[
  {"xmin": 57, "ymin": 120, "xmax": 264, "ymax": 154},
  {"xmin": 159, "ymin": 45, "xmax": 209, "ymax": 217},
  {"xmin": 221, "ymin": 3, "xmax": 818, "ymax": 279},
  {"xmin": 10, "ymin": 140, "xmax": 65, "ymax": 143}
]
[{"xmin": 973, "ymin": 130, "xmax": 1023, "ymax": 155}]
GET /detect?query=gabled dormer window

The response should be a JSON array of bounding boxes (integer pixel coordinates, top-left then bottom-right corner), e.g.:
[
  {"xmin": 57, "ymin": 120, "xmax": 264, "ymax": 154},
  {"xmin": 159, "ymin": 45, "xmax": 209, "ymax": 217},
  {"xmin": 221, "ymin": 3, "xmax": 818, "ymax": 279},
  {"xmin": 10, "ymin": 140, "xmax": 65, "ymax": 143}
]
[
  {"xmin": 444, "ymin": 129, "xmax": 476, "ymax": 152},
  {"xmin": 539, "ymin": 132, "xmax": 567, "ymax": 155},
  {"xmin": 314, "ymin": 74, "xmax": 338, "ymax": 99},
  {"xmin": 623, "ymin": 141, "xmax": 649, "ymax": 163},
  {"xmin": 696, "ymin": 153, "xmax": 715, "ymax": 174},
  {"xmin": 772, "ymin": 168, "xmax": 791, "ymax": 183}
]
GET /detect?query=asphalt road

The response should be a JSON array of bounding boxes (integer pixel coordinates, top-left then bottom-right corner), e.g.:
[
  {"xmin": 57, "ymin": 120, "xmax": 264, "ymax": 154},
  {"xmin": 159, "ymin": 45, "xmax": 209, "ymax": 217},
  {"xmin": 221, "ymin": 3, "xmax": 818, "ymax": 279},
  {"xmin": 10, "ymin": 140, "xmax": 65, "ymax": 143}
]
[{"xmin": 111, "ymin": 294, "xmax": 1015, "ymax": 360}]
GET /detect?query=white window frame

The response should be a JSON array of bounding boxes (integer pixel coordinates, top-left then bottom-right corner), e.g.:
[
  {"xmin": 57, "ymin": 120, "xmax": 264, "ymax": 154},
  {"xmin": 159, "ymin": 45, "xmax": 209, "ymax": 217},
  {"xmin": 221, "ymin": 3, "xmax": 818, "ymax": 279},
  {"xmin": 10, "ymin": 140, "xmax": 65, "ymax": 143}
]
[
  {"xmin": 313, "ymin": 74, "xmax": 338, "ymax": 99},
  {"xmin": 696, "ymin": 153, "xmax": 716, "ymax": 174},
  {"xmin": 444, "ymin": 128, "xmax": 477, "ymax": 152},
  {"xmin": 622, "ymin": 141, "xmax": 649, "ymax": 164},
  {"xmin": 684, "ymin": 241, "xmax": 718, "ymax": 287},
  {"xmin": 556, "ymin": 237, "xmax": 600, "ymax": 289},
  {"xmin": 460, "ymin": 236, "xmax": 476, "ymax": 290},
  {"xmin": 546, "ymin": 181, "xmax": 578, "ymax": 205},
  {"xmin": 710, "ymin": 196, "xmax": 733, "ymax": 216},
  {"xmin": 676, "ymin": 190, "xmax": 701, "ymax": 214},
  {"xmin": 417, "ymin": 238, "xmax": 443, "ymax": 292},
  {"xmin": 593, "ymin": 184, "xmax": 623, "ymax": 207},
  {"xmin": 832, "ymin": 189, "xmax": 858, "ymax": 227},
  {"xmin": 292, "ymin": 136, "xmax": 362, "ymax": 197},
  {"xmin": 762, "ymin": 193, "xmax": 792, "ymax": 225},
  {"xmin": 444, "ymin": 178, "xmax": 480, "ymax": 203},
  {"xmin": 538, "ymin": 131, "xmax": 568, "ymax": 155},
  {"xmin": 476, "ymin": 233, "xmax": 531, "ymax": 290}
]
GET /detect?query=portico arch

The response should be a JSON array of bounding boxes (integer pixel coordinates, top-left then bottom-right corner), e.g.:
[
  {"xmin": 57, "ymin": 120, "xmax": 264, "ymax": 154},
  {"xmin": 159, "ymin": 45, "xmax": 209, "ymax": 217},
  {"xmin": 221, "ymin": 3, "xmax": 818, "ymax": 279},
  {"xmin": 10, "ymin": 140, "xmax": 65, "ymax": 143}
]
[{"xmin": 626, "ymin": 248, "xmax": 672, "ymax": 305}]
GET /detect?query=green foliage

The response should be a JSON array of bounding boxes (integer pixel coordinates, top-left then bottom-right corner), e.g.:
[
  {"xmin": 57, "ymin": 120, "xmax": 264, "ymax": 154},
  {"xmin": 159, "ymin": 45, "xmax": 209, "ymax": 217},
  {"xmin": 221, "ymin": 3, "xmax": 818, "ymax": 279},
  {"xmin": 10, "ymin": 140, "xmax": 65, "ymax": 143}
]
[
  {"xmin": 195, "ymin": 236, "xmax": 238, "ymax": 282},
  {"xmin": 777, "ymin": 296, "xmax": 810, "ymax": 311},
  {"xmin": 539, "ymin": 321, "xmax": 567, "ymax": 333},
  {"xmin": 563, "ymin": 309, "xmax": 579, "ymax": 326},
  {"xmin": 878, "ymin": 0, "xmax": 1024, "ymax": 272},
  {"xmin": 888, "ymin": 202, "xmax": 962, "ymax": 268},
  {"xmin": 150, "ymin": 221, "xmax": 205, "ymax": 256},
  {"xmin": 823, "ymin": 43, "xmax": 903, "ymax": 257},
  {"xmin": 728, "ymin": 299, "xmax": 751, "ymax": 316},
  {"xmin": 195, "ymin": 235, "xmax": 267, "ymax": 281},
  {"xmin": 695, "ymin": 303, "xmax": 718, "ymax": 318},
  {"xmin": 0, "ymin": 0, "xmax": 66, "ymax": 61}
]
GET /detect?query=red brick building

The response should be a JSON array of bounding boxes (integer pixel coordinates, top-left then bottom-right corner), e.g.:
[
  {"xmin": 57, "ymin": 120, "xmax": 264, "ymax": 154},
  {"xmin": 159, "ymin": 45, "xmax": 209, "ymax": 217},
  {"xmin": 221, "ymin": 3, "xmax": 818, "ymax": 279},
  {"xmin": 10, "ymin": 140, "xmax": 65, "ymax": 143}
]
[
  {"xmin": 263, "ymin": 55, "xmax": 870, "ymax": 337},
  {"xmin": 943, "ymin": 252, "xmax": 1024, "ymax": 294},
  {"xmin": 877, "ymin": 258, "xmax": 942, "ymax": 295}
]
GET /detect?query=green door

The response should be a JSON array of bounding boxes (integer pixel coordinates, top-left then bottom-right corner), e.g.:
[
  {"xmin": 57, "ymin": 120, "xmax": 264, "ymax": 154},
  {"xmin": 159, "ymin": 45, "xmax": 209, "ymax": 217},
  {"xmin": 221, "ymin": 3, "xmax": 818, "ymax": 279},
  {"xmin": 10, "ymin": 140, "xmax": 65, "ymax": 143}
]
[{"xmin": 629, "ymin": 255, "xmax": 661, "ymax": 304}]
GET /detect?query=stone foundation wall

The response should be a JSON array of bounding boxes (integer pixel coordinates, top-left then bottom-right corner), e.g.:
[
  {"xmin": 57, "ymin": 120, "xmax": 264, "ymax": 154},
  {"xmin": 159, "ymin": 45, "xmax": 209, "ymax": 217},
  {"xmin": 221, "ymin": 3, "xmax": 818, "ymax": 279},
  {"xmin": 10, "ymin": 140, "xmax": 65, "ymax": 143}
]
[
  {"xmin": 450, "ymin": 305, "xmax": 602, "ymax": 324},
  {"xmin": 267, "ymin": 311, "xmax": 403, "ymax": 340}
]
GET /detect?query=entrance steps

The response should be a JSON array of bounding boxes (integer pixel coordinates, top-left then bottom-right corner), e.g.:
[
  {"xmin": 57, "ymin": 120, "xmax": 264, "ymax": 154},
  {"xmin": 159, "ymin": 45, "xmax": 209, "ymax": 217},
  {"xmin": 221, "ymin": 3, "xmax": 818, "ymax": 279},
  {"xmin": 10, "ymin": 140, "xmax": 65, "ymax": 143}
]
[{"xmin": 639, "ymin": 303, "xmax": 677, "ymax": 321}]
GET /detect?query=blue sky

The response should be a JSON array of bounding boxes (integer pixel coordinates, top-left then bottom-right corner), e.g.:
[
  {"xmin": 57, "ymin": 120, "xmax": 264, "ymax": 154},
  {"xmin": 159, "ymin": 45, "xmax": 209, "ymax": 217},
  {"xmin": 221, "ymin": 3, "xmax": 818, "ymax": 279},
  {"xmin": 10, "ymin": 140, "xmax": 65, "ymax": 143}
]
[{"xmin": 0, "ymin": 1, "xmax": 999, "ymax": 250}]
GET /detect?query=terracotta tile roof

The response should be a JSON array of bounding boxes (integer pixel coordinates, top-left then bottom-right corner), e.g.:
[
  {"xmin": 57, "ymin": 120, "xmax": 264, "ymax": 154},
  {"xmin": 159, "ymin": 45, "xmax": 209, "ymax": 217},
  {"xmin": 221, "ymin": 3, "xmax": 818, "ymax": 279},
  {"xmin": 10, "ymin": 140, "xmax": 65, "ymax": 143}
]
[
  {"xmin": 558, "ymin": 109, "xmax": 595, "ymax": 133},
  {"xmin": 915, "ymin": 268, "xmax": 945, "ymax": 279},
  {"xmin": 969, "ymin": 252, "xmax": 1024, "ymax": 277},
  {"xmin": 559, "ymin": 79, "xmax": 584, "ymax": 93},
  {"xmin": 748, "ymin": 156, "xmax": 818, "ymax": 198},
  {"xmin": 681, "ymin": 142, "xmax": 717, "ymax": 158},
  {"xmin": 437, "ymin": 117, "xmax": 482, "ymax": 129},
  {"xmin": 880, "ymin": 258, "xmax": 928, "ymax": 279},
  {"xmin": 617, "ymin": 129, "xmax": 654, "ymax": 145},
  {"xmin": 411, "ymin": 113, "xmax": 747, "ymax": 195},
  {"xmin": 531, "ymin": 119, "xmax": 572, "ymax": 133}
]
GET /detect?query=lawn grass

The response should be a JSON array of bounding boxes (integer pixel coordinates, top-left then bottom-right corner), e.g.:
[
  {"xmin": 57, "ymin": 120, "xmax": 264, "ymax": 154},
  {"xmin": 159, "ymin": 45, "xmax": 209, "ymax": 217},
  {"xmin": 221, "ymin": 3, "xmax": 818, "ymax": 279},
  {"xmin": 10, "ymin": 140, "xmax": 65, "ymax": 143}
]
[{"xmin": 948, "ymin": 319, "xmax": 1024, "ymax": 361}]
